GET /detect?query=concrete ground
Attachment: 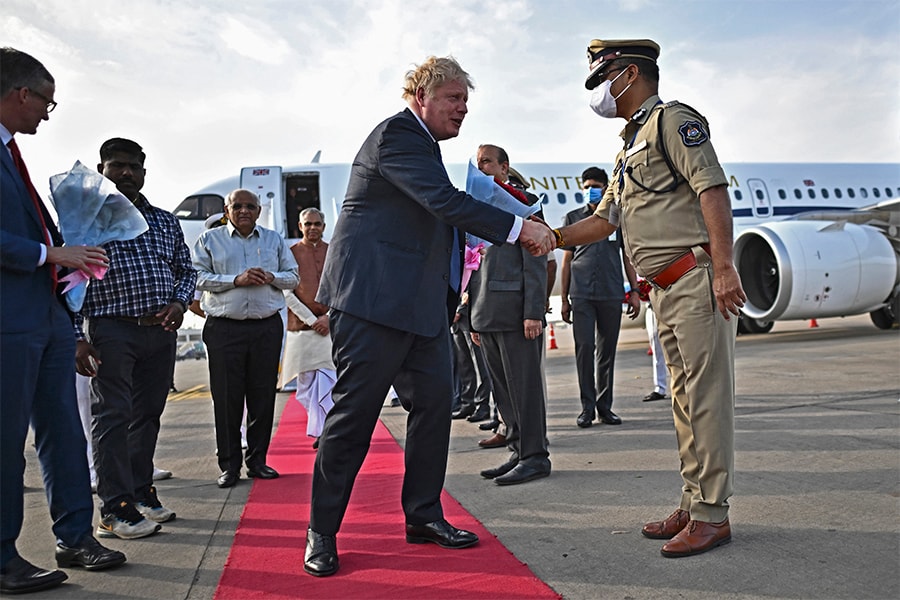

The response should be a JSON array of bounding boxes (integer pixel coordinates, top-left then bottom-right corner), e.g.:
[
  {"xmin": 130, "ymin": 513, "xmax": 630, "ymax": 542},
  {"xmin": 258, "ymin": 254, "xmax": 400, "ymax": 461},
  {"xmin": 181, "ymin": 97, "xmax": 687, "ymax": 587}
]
[{"xmin": 12, "ymin": 314, "xmax": 900, "ymax": 599}]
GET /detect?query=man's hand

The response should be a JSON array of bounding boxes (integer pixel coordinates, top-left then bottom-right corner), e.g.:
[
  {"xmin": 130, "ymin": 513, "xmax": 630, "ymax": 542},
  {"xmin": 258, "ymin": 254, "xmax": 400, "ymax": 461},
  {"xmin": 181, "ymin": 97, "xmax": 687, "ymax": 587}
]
[
  {"xmin": 46, "ymin": 245, "xmax": 108, "ymax": 279},
  {"xmin": 519, "ymin": 219, "xmax": 555, "ymax": 256},
  {"xmin": 470, "ymin": 331, "xmax": 481, "ymax": 347},
  {"xmin": 155, "ymin": 302, "xmax": 186, "ymax": 332},
  {"xmin": 523, "ymin": 319, "xmax": 542, "ymax": 340},
  {"xmin": 625, "ymin": 294, "xmax": 641, "ymax": 320},
  {"xmin": 234, "ymin": 267, "xmax": 274, "ymax": 287},
  {"xmin": 311, "ymin": 314, "xmax": 330, "ymax": 336},
  {"xmin": 560, "ymin": 298, "xmax": 573, "ymax": 324},
  {"xmin": 713, "ymin": 264, "xmax": 747, "ymax": 320},
  {"xmin": 75, "ymin": 340, "xmax": 101, "ymax": 377}
]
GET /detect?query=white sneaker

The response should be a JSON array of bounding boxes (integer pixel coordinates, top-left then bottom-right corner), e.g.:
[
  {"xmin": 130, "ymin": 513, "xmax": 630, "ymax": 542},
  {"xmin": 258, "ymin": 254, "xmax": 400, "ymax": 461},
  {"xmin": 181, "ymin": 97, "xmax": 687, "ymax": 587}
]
[
  {"xmin": 152, "ymin": 467, "xmax": 173, "ymax": 481},
  {"xmin": 97, "ymin": 501, "xmax": 161, "ymax": 539},
  {"xmin": 135, "ymin": 486, "xmax": 176, "ymax": 523}
]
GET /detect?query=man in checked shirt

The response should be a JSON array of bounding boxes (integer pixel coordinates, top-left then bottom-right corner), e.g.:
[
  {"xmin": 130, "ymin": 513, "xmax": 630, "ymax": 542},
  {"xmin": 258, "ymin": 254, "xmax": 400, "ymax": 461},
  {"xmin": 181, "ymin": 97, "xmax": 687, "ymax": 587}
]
[{"xmin": 75, "ymin": 138, "xmax": 196, "ymax": 540}]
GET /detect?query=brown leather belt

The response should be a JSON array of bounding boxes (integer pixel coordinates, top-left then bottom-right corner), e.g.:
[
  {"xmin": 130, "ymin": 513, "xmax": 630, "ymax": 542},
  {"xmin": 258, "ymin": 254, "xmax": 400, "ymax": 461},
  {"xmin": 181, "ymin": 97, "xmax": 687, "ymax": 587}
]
[{"xmin": 650, "ymin": 244, "xmax": 711, "ymax": 290}]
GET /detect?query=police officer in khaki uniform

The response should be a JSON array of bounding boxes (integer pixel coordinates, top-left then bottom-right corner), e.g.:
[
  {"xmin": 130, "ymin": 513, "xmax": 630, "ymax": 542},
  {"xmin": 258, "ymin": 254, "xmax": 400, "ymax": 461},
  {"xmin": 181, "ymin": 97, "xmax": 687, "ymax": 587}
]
[{"xmin": 549, "ymin": 39, "xmax": 747, "ymax": 558}]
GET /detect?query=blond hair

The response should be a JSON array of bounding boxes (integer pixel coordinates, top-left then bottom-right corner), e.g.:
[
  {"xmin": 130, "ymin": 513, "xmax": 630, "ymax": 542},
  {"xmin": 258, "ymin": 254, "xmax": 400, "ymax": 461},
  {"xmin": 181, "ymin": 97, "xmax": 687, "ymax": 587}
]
[{"xmin": 402, "ymin": 56, "xmax": 474, "ymax": 101}]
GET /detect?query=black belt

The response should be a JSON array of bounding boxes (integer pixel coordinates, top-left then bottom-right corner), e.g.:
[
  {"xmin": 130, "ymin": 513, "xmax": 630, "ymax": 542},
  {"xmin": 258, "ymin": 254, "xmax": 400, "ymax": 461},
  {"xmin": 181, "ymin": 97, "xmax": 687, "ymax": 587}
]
[{"xmin": 107, "ymin": 315, "xmax": 160, "ymax": 327}]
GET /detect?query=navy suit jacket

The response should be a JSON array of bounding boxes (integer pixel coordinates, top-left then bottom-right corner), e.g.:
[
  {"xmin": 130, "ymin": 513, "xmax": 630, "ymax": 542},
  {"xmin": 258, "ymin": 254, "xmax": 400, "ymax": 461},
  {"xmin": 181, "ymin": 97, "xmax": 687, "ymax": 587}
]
[
  {"xmin": 317, "ymin": 109, "xmax": 515, "ymax": 338},
  {"xmin": 0, "ymin": 143, "xmax": 64, "ymax": 334}
]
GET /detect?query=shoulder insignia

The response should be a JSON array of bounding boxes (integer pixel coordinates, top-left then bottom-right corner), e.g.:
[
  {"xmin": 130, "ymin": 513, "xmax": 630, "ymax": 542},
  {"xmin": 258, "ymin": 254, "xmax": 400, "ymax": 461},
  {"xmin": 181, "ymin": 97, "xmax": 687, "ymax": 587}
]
[
  {"xmin": 661, "ymin": 100, "xmax": 680, "ymax": 109},
  {"xmin": 678, "ymin": 120, "xmax": 709, "ymax": 146}
]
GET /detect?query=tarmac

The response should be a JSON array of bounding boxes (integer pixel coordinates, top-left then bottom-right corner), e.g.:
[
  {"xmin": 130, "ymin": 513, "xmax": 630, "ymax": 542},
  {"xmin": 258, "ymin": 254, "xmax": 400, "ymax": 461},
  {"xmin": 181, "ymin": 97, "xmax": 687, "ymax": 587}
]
[{"xmin": 12, "ymin": 314, "xmax": 900, "ymax": 599}]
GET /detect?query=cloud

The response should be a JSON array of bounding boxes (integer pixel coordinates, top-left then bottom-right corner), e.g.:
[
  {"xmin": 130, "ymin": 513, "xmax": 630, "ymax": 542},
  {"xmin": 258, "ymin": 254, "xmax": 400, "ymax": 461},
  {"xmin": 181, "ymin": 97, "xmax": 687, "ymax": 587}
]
[{"xmin": 218, "ymin": 15, "xmax": 291, "ymax": 65}]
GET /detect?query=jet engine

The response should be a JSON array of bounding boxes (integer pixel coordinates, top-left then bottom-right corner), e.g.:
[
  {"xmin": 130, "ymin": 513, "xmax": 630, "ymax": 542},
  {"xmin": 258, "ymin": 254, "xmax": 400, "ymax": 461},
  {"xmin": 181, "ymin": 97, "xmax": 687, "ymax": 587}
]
[{"xmin": 733, "ymin": 221, "xmax": 897, "ymax": 323}]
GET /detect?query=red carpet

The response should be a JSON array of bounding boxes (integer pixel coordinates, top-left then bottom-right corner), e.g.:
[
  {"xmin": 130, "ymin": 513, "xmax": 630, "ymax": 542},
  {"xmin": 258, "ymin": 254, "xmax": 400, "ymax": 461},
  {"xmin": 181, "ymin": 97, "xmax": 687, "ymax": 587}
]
[{"xmin": 214, "ymin": 397, "xmax": 560, "ymax": 599}]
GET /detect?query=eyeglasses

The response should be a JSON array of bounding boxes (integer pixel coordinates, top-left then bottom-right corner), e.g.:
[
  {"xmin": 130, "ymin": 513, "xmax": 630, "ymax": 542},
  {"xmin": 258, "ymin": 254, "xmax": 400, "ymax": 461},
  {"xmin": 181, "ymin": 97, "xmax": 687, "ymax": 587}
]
[
  {"xmin": 228, "ymin": 203, "xmax": 259, "ymax": 211},
  {"xmin": 599, "ymin": 67, "xmax": 626, "ymax": 82},
  {"xmin": 18, "ymin": 87, "xmax": 57, "ymax": 113}
]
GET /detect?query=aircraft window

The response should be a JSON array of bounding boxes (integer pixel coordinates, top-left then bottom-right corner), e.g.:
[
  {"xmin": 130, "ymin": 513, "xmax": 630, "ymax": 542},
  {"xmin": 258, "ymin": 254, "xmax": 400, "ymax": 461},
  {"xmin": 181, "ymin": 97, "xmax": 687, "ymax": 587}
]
[
  {"xmin": 807, "ymin": 189, "xmax": 816, "ymax": 199},
  {"xmin": 557, "ymin": 193, "xmax": 567, "ymax": 204},
  {"xmin": 755, "ymin": 189, "xmax": 764, "ymax": 200},
  {"xmin": 777, "ymin": 189, "xmax": 786, "ymax": 200},
  {"xmin": 794, "ymin": 189, "xmax": 802, "ymax": 199},
  {"xmin": 821, "ymin": 188, "xmax": 829, "ymax": 199},
  {"xmin": 872, "ymin": 188, "xmax": 881, "ymax": 198},
  {"xmin": 834, "ymin": 188, "xmax": 842, "ymax": 199},
  {"xmin": 172, "ymin": 194, "xmax": 225, "ymax": 220},
  {"xmin": 860, "ymin": 188, "xmax": 868, "ymax": 198},
  {"xmin": 539, "ymin": 193, "xmax": 549, "ymax": 205},
  {"xmin": 847, "ymin": 188, "xmax": 855, "ymax": 198},
  {"xmin": 733, "ymin": 190, "xmax": 743, "ymax": 201},
  {"xmin": 885, "ymin": 187, "xmax": 893, "ymax": 198},
  {"xmin": 574, "ymin": 192, "xmax": 585, "ymax": 204}
]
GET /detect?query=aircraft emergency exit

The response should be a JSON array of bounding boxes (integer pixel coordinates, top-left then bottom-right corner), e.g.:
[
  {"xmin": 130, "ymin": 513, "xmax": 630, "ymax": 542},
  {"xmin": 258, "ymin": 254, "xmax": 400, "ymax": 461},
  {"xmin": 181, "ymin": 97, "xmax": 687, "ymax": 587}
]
[{"xmin": 173, "ymin": 161, "xmax": 900, "ymax": 333}]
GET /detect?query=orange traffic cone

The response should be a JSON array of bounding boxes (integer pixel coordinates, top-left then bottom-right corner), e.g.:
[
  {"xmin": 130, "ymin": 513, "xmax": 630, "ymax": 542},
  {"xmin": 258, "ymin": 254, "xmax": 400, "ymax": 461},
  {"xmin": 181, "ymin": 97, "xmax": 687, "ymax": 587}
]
[
  {"xmin": 809, "ymin": 319, "xmax": 819, "ymax": 328},
  {"xmin": 548, "ymin": 322, "xmax": 558, "ymax": 350}
]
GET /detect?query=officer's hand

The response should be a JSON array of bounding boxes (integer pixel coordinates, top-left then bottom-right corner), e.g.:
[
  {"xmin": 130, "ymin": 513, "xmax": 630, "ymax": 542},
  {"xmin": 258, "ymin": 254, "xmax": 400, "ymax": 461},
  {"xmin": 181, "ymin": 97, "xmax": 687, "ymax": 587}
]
[
  {"xmin": 518, "ymin": 219, "xmax": 555, "ymax": 256},
  {"xmin": 713, "ymin": 265, "xmax": 747, "ymax": 320},
  {"xmin": 470, "ymin": 332, "xmax": 481, "ymax": 346}
]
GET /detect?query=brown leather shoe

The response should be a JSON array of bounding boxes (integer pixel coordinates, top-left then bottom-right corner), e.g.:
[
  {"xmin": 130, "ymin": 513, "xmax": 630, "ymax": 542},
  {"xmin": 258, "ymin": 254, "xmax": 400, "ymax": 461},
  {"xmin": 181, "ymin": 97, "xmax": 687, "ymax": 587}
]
[
  {"xmin": 641, "ymin": 508, "xmax": 690, "ymax": 539},
  {"xmin": 478, "ymin": 433, "xmax": 507, "ymax": 449},
  {"xmin": 660, "ymin": 518, "xmax": 731, "ymax": 558}
]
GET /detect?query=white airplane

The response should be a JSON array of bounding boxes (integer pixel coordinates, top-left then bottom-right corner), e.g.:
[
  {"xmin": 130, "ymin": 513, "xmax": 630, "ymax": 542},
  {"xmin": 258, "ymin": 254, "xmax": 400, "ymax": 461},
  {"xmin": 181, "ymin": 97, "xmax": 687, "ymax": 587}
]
[{"xmin": 173, "ymin": 159, "xmax": 900, "ymax": 334}]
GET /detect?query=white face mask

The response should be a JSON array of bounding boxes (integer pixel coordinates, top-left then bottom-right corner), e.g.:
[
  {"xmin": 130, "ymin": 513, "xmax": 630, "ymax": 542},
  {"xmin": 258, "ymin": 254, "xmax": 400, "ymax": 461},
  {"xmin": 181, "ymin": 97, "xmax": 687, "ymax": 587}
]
[{"xmin": 589, "ymin": 68, "xmax": 630, "ymax": 118}]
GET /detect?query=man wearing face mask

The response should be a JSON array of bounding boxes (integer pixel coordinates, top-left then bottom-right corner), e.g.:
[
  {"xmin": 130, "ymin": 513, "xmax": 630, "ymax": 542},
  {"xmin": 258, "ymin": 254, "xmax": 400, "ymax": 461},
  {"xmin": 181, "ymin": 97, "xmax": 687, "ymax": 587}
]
[{"xmin": 550, "ymin": 39, "xmax": 746, "ymax": 558}]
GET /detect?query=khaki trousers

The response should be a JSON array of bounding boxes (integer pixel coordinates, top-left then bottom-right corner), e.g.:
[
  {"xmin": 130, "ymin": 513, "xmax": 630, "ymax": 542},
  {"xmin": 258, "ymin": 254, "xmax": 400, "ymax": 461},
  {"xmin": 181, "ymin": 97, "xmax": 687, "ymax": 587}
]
[{"xmin": 651, "ymin": 257, "xmax": 737, "ymax": 523}]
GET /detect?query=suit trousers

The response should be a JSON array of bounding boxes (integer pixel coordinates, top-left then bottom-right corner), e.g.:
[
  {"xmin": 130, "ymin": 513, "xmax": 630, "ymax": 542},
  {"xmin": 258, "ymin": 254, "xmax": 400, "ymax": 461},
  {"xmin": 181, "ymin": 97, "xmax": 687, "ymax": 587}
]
[
  {"xmin": 310, "ymin": 310, "xmax": 453, "ymax": 535},
  {"xmin": 651, "ymin": 263, "xmax": 736, "ymax": 523},
  {"xmin": 1, "ymin": 299, "xmax": 94, "ymax": 565},
  {"xmin": 204, "ymin": 314, "xmax": 283, "ymax": 472},
  {"xmin": 479, "ymin": 330, "xmax": 549, "ymax": 467},
  {"xmin": 452, "ymin": 319, "xmax": 492, "ymax": 411},
  {"xmin": 88, "ymin": 318, "xmax": 176, "ymax": 512},
  {"xmin": 571, "ymin": 298, "xmax": 622, "ymax": 415}
]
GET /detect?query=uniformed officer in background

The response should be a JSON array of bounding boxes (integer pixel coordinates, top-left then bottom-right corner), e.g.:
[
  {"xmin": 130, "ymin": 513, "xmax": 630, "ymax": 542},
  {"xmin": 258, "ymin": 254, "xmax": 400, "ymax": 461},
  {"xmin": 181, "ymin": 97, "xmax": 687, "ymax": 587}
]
[{"xmin": 548, "ymin": 39, "xmax": 747, "ymax": 558}]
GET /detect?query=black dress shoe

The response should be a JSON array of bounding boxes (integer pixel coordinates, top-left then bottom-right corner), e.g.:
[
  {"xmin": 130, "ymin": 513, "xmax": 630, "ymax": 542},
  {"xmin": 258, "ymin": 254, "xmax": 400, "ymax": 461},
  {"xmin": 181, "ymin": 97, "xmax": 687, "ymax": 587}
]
[
  {"xmin": 56, "ymin": 535, "xmax": 126, "ymax": 571},
  {"xmin": 643, "ymin": 391, "xmax": 667, "ymax": 402},
  {"xmin": 0, "ymin": 556, "xmax": 68, "ymax": 594},
  {"xmin": 247, "ymin": 464, "xmax": 279, "ymax": 479},
  {"xmin": 598, "ymin": 410, "xmax": 622, "ymax": 425},
  {"xmin": 217, "ymin": 470, "xmax": 239, "ymax": 488},
  {"xmin": 406, "ymin": 519, "xmax": 478, "ymax": 549},
  {"xmin": 494, "ymin": 463, "xmax": 550, "ymax": 486},
  {"xmin": 451, "ymin": 404, "xmax": 476, "ymax": 419},
  {"xmin": 479, "ymin": 419, "xmax": 500, "ymax": 431},
  {"xmin": 466, "ymin": 405, "xmax": 491, "ymax": 422},
  {"xmin": 480, "ymin": 456, "xmax": 519, "ymax": 479},
  {"xmin": 576, "ymin": 410, "xmax": 594, "ymax": 428},
  {"xmin": 303, "ymin": 528, "xmax": 338, "ymax": 577}
]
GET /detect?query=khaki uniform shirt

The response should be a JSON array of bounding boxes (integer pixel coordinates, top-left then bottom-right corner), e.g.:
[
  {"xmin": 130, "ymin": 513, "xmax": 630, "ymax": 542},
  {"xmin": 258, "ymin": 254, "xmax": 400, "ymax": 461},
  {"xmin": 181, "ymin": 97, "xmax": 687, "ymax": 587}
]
[{"xmin": 594, "ymin": 94, "xmax": 728, "ymax": 278}]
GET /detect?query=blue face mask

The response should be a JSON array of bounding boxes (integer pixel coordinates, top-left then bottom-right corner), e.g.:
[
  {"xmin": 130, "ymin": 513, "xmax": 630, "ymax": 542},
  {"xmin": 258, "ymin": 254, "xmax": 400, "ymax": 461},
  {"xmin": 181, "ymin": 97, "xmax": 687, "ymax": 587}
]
[{"xmin": 587, "ymin": 186, "xmax": 605, "ymax": 203}]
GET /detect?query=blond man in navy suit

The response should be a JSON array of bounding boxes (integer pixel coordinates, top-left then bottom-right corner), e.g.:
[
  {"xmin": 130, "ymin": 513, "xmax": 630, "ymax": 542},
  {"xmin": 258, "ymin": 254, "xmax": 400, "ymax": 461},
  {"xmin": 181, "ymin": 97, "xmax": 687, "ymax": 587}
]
[{"xmin": 304, "ymin": 56, "xmax": 555, "ymax": 577}]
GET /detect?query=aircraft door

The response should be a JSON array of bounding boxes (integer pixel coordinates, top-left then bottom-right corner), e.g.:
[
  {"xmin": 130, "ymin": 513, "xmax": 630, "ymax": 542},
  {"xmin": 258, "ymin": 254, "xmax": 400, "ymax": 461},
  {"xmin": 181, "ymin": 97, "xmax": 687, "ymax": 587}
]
[
  {"xmin": 747, "ymin": 178, "xmax": 772, "ymax": 218},
  {"xmin": 240, "ymin": 166, "xmax": 284, "ymax": 236},
  {"xmin": 284, "ymin": 173, "xmax": 321, "ymax": 240}
]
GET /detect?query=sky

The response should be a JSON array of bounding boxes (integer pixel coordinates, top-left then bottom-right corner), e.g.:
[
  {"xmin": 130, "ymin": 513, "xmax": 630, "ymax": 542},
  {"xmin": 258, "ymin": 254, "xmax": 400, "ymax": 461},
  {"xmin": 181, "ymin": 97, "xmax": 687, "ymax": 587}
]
[{"xmin": 2, "ymin": 0, "xmax": 899, "ymax": 211}]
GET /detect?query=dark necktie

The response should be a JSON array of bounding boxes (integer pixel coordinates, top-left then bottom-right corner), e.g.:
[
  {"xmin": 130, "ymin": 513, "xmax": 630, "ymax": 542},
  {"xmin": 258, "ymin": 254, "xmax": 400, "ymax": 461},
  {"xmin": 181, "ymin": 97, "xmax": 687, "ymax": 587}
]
[
  {"xmin": 8, "ymin": 137, "xmax": 58, "ymax": 290},
  {"xmin": 434, "ymin": 141, "xmax": 461, "ymax": 292}
]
